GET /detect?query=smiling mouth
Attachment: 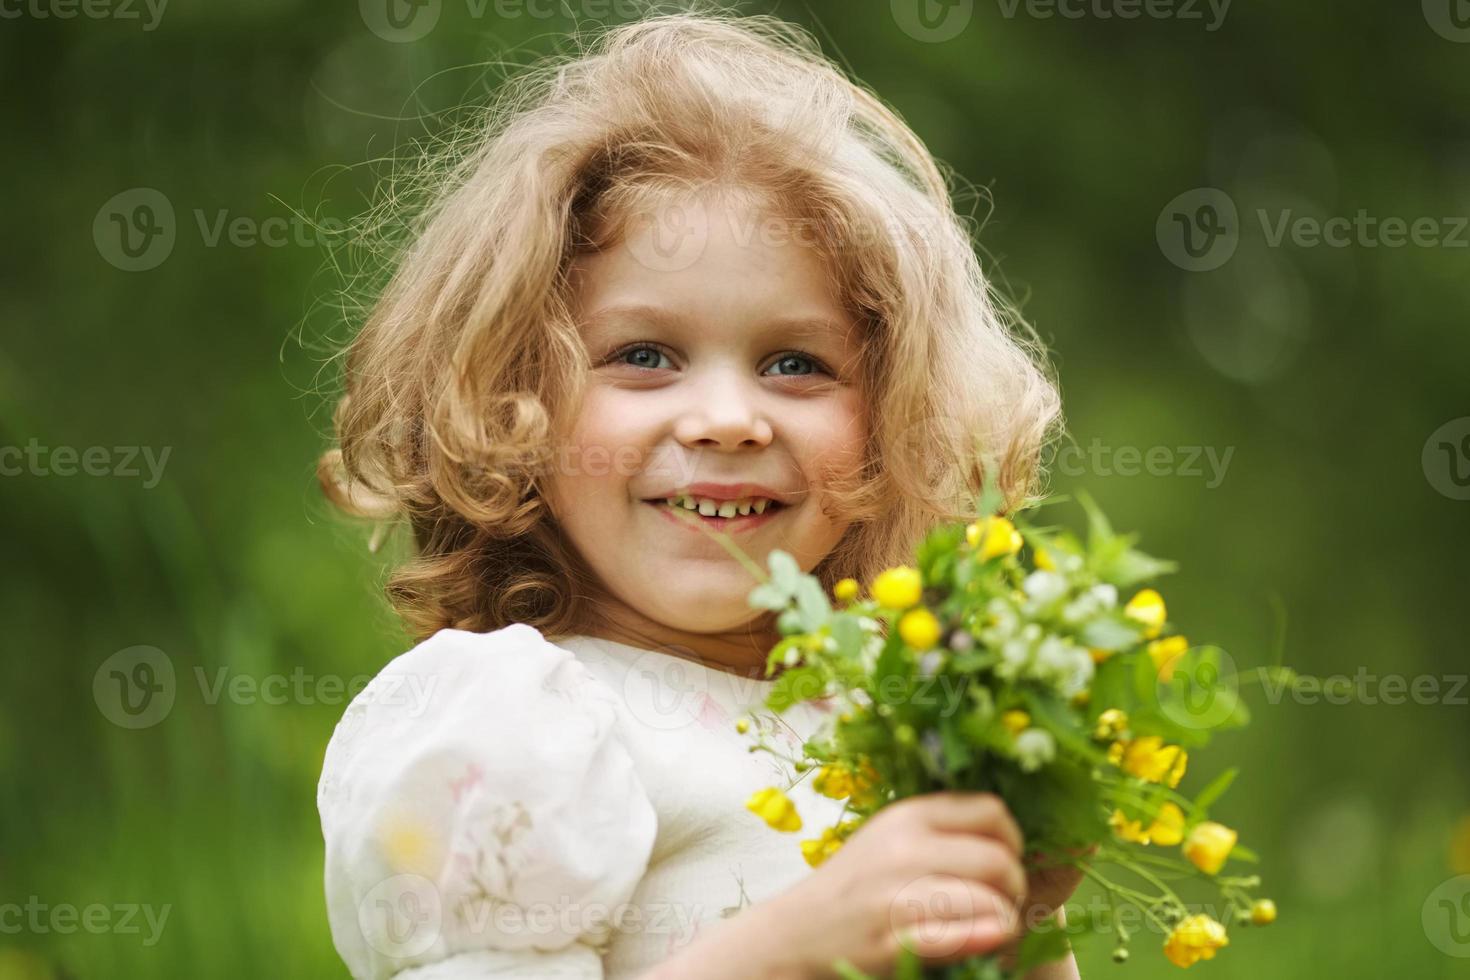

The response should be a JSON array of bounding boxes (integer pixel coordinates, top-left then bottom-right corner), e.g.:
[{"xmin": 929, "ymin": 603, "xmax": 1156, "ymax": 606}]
[{"xmin": 641, "ymin": 497, "xmax": 789, "ymax": 528}]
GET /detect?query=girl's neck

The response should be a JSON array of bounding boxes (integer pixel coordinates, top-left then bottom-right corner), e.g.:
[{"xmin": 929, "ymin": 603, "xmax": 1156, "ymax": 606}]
[{"xmin": 575, "ymin": 604, "xmax": 782, "ymax": 681}]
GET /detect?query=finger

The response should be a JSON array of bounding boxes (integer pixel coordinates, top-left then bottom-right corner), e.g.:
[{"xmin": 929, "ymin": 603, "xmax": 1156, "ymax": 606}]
[
  {"xmin": 924, "ymin": 835, "xmax": 1028, "ymax": 906},
  {"xmin": 893, "ymin": 883, "xmax": 1018, "ymax": 966},
  {"xmin": 891, "ymin": 876, "xmax": 1020, "ymax": 940},
  {"xmin": 918, "ymin": 791, "xmax": 1025, "ymax": 857},
  {"xmin": 897, "ymin": 917, "xmax": 1012, "ymax": 964}
]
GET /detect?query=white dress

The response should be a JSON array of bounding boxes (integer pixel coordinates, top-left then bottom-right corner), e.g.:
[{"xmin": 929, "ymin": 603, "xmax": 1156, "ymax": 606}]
[{"xmin": 317, "ymin": 622, "xmax": 849, "ymax": 979}]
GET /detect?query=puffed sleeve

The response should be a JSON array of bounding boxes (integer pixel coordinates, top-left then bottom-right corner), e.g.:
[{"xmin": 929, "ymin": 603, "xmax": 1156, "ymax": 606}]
[{"xmin": 317, "ymin": 624, "xmax": 658, "ymax": 979}]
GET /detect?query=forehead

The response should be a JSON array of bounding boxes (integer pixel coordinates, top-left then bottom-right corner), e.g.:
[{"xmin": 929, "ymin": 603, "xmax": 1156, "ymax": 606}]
[{"xmin": 568, "ymin": 191, "xmax": 865, "ymax": 354}]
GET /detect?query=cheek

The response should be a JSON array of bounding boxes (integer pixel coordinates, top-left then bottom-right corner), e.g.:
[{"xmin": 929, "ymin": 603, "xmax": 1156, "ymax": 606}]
[
  {"xmin": 796, "ymin": 393, "xmax": 869, "ymax": 510},
  {"xmin": 550, "ymin": 390, "xmax": 655, "ymax": 506}
]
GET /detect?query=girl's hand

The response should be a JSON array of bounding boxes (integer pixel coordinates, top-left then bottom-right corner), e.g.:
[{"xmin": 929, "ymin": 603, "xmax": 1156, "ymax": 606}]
[{"xmin": 729, "ymin": 791, "xmax": 1032, "ymax": 979}]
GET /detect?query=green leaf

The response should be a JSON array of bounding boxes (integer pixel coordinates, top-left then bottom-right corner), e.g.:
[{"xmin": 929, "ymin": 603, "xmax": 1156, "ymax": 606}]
[
  {"xmin": 747, "ymin": 582, "xmax": 788, "ymax": 611},
  {"xmin": 1077, "ymin": 615, "xmax": 1143, "ymax": 651},
  {"xmin": 794, "ymin": 576, "xmax": 833, "ymax": 632},
  {"xmin": 767, "ymin": 665, "xmax": 825, "ymax": 712},
  {"xmin": 768, "ymin": 549, "xmax": 801, "ymax": 593},
  {"xmin": 831, "ymin": 959, "xmax": 877, "ymax": 980},
  {"xmin": 1191, "ymin": 767, "xmax": 1238, "ymax": 817}
]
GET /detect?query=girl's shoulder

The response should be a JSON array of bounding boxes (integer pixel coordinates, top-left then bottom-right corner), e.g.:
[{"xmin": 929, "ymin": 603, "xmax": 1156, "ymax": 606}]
[{"xmin": 316, "ymin": 623, "xmax": 657, "ymax": 978}]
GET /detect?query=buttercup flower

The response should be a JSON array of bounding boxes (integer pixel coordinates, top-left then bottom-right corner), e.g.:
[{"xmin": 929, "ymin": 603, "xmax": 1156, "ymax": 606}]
[
  {"xmin": 1124, "ymin": 588, "xmax": 1167, "ymax": 639},
  {"xmin": 1147, "ymin": 802, "xmax": 1186, "ymax": 846},
  {"xmin": 1093, "ymin": 708, "xmax": 1128, "ymax": 741},
  {"xmin": 1183, "ymin": 821, "xmax": 1237, "ymax": 874},
  {"xmin": 1149, "ymin": 635, "xmax": 1190, "ymax": 682},
  {"xmin": 746, "ymin": 787, "xmax": 802, "ymax": 832},
  {"xmin": 1108, "ymin": 802, "xmax": 1185, "ymax": 846},
  {"xmin": 833, "ymin": 577, "xmax": 861, "ymax": 604},
  {"xmin": 967, "ymin": 516, "xmax": 1023, "ymax": 561},
  {"xmin": 1250, "ymin": 898, "xmax": 1277, "ymax": 926},
  {"xmin": 1001, "ymin": 709, "xmax": 1031, "ymax": 735},
  {"xmin": 1163, "ymin": 914, "xmax": 1229, "ymax": 967},
  {"xmin": 1034, "ymin": 547, "xmax": 1056, "ymax": 571},
  {"xmin": 871, "ymin": 566, "xmax": 922, "ymax": 609},
  {"xmin": 1114, "ymin": 735, "xmax": 1188, "ymax": 788},
  {"xmin": 800, "ymin": 820, "xmax": 860, "ymax": 868},
  {"xmin": 899, "ymin": 607, "xmax": 942, "ymax": 649},
  {"xmin": 811, "ymin": 764, "xmax": 854, "ymax": 800},
  {"xmin": 847, "ymin": 760, "xmax": 882, "ymax": 807},
  {"xmin": 1109, "ymin": 809, "xmax": 1149, "ymax": 843}
]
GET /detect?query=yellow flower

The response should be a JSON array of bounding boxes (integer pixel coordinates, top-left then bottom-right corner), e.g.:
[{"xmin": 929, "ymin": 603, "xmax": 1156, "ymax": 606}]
[
  {"xmin": 1183, "ymin": 821, "xmax": 1237, "ymax": 874},
  {"xmin": 1108, "ymin": 802, "xmax": 1185, "ymax": 846},
  {"xmin": 871, "ymin": 566, "xmax": 922, "ymax": 609},
  {"xmin": 1109, "ymin": 809, "xmax": 1149, "ymax": 843},
  {"xmin": 1163, "ymin": 914, "xmax": 1229, "ymax": 968},
  {"xmin": 800, "ymin": 820, "xmax": 860, "ymax": 868},
  {"xmin": 1148, "ymin": 635, "xmax": 1190, "ymax": 682},
  {"xmin": 1093, "ymin": 708, "xmax": 1128, "ymax": 741},
  {"xmin": 967, "ymin": 516, "xmax": 1024, "ymax": 561},
  {"xmin": 1089, "ymin": 647, "xmax": 1114, "ymax": 664},
  {"xmin": 1124, "ymin": 588, "xmax": 1167, "ymax": 639},
  {"xmin": 1147, "ymin": 802, "xmax": 1186, "ymax": 846},
  {"xmin": 746, "ymin": 787, "xmax": 802, "ymax": 833},
  {"xmin": 833, "ymin": 577, "xmax": 861, "ymax": 604},
  {"xmin": 848, "ymin": 760, "xmax": 882, "ymax": 808},
  {"xmin": 812, "ymin": 764, "xmax": 854, "ymax": 800},
  {"xmin": 1250, "ymin": 899, "xmax": 1277, "ymax": 926},
  {"xmin": 898, "ymin": 607, "xmax": 942, "ymax": 649},
  {"xmin": 1107, "ymin": 740, "xmax": 1126, "ymax": 766},
  {"xmin": 1115, "ymin": 735, "xmax": 1188, "ymax": 788},
  {"xmin": 1071, "ymin": 689, "xmax": 1091, "ymax": 708},
  {"xmin": 1034, "ymin": 547, "xmax": 1056, "ymax": 571},
  {"xmin": 1001, "ymin": 709, "xmax": 1031, "ymax": 736}
]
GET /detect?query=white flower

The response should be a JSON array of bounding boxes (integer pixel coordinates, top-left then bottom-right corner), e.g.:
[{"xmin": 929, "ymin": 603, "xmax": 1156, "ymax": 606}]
[
  {"xmin": 1022, "ymin": 570, "xmax": 1068, "ymax": 606},
  {"xmin": 917, "ymin": 649, "xmax": 945, "ymax": 678},
  {"xmin": 1014, "ymin": 728, "xmax": 1056, "ymax": 772}
]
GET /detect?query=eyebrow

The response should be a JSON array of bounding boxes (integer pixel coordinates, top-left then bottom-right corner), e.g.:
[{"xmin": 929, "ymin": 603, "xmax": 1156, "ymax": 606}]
[{"xmin": 578, "ymin": 303, "xmax": 853, "ymax": 347}]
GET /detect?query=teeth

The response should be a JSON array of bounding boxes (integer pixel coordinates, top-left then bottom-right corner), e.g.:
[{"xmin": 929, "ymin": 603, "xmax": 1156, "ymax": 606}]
[{"xmin": 658, "ymin": 494, "xmax": 779, "ymax": 518}]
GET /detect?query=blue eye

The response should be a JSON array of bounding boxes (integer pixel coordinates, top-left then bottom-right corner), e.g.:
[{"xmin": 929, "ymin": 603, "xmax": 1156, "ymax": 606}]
[
  {"xmin": 764, "ymin": 352, "xmax": 825, "ymax": 377},
  {"xmin": 615, "ymin": 345, "xmax": 672, "ymax": 370}
]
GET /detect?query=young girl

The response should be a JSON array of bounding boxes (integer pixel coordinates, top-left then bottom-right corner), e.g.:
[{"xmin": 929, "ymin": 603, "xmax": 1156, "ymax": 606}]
[{"xmin": 316, "ymin": 10, "xmax": 1078, "ymax": 979}]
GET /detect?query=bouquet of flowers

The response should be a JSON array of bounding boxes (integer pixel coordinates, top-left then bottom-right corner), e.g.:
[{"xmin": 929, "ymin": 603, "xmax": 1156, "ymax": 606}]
[{"xmin": 727, "ymin": 491, "xmax": 1288, "ymax": 978}]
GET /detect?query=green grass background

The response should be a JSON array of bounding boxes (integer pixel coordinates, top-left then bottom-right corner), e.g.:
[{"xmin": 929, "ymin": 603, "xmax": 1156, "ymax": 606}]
[{"xmin": 2, "ymin": 1, "xmax": 1468, "ymax": 977}]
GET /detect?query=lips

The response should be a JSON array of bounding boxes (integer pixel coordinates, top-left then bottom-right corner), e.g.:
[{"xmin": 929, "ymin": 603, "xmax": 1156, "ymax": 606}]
[{"xmin": 643, "ymin": 498, "xmax": 787, "ymax": 533}]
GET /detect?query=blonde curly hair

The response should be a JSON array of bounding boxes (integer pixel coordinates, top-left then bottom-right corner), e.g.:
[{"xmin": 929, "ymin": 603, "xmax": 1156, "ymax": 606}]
[{"xmin": 318, "ymin": 8, "xmax": 1061, "ymax": 643}]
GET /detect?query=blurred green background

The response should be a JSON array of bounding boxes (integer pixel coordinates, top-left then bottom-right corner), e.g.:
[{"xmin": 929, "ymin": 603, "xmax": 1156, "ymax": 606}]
[{"xmin": 2, "ymin": 1, "xmax": 1468, "ymax": 977}]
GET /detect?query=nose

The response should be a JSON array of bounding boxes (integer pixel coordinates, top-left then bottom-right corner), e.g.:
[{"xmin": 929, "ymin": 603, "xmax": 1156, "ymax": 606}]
[{"xmin": 672, "ymin": 367, "xmax": 774, "ymax": 450}]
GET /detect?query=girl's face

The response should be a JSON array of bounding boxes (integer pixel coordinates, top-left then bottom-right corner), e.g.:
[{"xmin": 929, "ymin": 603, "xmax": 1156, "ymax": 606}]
[{"xmin": 546, "ymin": 190, "xmax": 868, "ymax": 672}]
